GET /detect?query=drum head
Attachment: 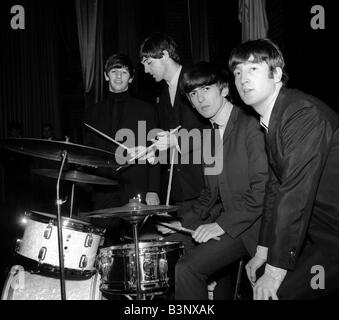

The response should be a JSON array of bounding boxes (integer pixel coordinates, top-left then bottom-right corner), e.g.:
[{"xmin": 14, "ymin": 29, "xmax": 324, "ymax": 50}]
[{"xmin": 25, "ymin": 210, "xmax": 105, "ymax": 235}]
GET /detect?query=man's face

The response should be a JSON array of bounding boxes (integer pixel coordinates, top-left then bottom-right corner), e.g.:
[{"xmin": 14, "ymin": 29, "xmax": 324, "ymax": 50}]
[
  {"xmin": 188, "ymin": 84, "xmax": 227, "ymax": 120},
  {"xmin": 105, "ymin": 67, "xmax": 132, "ymax": 93},
  {"xmin": 233, "ymin": 56, "xmax": 279, "ymax": 111},
  {"xmin": 141, "ymin": 57, "xmax": 167, "ymax": 82}
]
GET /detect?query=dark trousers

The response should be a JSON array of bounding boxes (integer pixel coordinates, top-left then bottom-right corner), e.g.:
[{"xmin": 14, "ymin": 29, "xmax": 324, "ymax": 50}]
[{"xmin": 172, "ymin": 232, "xmax": 249, "ymax": 300}]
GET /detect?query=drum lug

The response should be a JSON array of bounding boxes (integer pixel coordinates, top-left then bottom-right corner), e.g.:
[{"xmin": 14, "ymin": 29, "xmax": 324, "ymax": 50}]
[
  {"xmin": 38, "ymin": 247, "xmax": 47, "ymax": 262},
  {"xmin": 79, "ymin": 255, "xmax": 88, "ymax": 269},
  {"xmin": 43, "ymin": 225, "xmax": 53, "ymax": 239},
  {"xmin": 84, "ymin": 234, "xmax": 93, "ymax": 248},
  {"xmin": 159, "ymin": 258, "xmax": 168, "ymax": 279}
]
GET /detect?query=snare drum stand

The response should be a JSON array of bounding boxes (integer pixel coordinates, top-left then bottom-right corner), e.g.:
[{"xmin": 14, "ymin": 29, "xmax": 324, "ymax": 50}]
[{"xmin": 55, "ymin": 150, "xmax": 68, "ymax": 300}]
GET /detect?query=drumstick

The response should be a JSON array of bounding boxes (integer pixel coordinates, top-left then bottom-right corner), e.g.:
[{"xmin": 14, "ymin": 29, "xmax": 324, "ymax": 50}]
[
  {"xmin": 166, "ymin": 148, "xmax": 175, "ymax": 206},
  {"xmin": 157, "ymin": 222, "xmax": 220, "ymax": 241},
  {"xmin": 85, "ymin": 123, "xmax": 129, "ymax": 151},
  {"xmin": 128, "ymin": 125, "xmax": 181, "ymax": 162}
]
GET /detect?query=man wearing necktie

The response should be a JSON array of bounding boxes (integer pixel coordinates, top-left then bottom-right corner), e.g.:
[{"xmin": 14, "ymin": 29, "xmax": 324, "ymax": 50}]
[
  {"xmin": 229, "ymin": 38, "xmax": 339, "ymax": 300},
  {"xmin": 157, "ymin": 62, "xmax": 268, "ymax": 299}
]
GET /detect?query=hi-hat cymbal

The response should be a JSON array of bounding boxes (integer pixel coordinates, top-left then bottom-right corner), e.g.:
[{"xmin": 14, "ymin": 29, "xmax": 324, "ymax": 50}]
[
  {"xmin": 85, "ymin": 202, "xmax": 178, "ymax": 219},
  {"xmin": 0, "ymin": 138, "xmax": 126, "ymax": 168},
  {"xmin": 31, "ymin": 169, "xmax": 119, "ymax": 185}
]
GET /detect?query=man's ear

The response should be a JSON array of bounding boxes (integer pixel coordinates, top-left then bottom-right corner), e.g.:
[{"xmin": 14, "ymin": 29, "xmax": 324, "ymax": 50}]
[
  {"xmin": 221, "ymin": 86, "xmax": 229, "ymax": 98},
  {"xmin": 128, "ymin": 76, "xmax": 134, "ymax": 84},
  {"xmin": 104, "ymin": 72, "xmax": 109, "ymax": 81},
  {"xmin": 273, "ymin": 67, "xmax": 283, "ymax": 83},
  {"xmin": 162, "ymin": 50, "xmax": 170, "ymax": 61}
]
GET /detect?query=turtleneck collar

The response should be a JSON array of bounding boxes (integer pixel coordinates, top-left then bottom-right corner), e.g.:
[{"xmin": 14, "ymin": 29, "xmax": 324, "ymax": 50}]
[{"xmin": 107, "ymin": 90, "xmax": 131, "ymax": 102}]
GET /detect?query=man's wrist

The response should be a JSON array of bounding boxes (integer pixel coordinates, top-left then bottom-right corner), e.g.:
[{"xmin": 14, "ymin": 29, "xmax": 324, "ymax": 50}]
[
  {"xmin": 265, "ymin": 264, "xmax": 287, "ymax": 282},
  {"xmin": 255, "ymin": 245, "xmax": 268, "ymax": 260}
]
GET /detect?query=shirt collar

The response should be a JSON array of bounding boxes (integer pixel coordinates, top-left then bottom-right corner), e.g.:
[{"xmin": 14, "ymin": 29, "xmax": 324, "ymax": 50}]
[
  {"xmin": 260, "ymin": 83, "xmax": 282, "ymax": 131},
  {"xmin": 210, "ymin": 101, "xmax": 233, "ymax": 128},
  {"xmin": 167, "ymin": 65, "xmax": 182, "ymax": 88}
]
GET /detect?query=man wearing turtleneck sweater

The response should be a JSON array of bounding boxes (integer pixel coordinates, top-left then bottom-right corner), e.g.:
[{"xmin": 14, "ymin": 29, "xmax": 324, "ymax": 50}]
[
  {"xmin": 139, "ymin": 33, "xmax": 210, "ymax": 213},
  {"xmin": 84, "ymin": 53, "xmax": 160, "ymax": 244}
]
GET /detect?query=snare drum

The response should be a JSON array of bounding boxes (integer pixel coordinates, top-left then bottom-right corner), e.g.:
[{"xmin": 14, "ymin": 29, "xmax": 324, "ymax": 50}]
[
  {"xmin": 16, "ymin": 211, "xmax": 105, "ymax": 278},
  {"xmin": 96, "ymin": 241, "xmax": 183, "ymax": 295},
  {"xmin": 1, "ymin": 265, "xmax": 101, "ymax": 300}
]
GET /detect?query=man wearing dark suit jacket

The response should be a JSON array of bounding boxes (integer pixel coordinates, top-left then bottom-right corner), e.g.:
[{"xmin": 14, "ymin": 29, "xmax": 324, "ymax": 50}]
[
  {"xmin": 158, "ymin": 62, "xmax": 268, "ymax": 299},
  {"xmin": 139, "ymin": 33, "xmax": 209, "ymax": 210},
  {"xmin": 84, "ymin": 53, "xmax": 160, "ymax": 243},
  {"xmin": 229, "ymin": 39, "xmax": 339, "ymax": 300}
]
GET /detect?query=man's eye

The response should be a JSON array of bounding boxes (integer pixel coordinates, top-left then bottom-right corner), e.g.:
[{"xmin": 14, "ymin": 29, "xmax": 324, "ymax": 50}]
[{"xmin": 189, "ymin": 92, "xmax": 196, "ymax": 98}]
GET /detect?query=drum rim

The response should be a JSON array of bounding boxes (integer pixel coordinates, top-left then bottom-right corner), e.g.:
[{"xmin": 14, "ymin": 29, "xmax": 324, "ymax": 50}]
[
  {"xmin": 98, "ymin": 241, "xmax": 183, "ymax": 254},
  {"xmin": 25, "ymin": 210, "xmax": 105, "ymax": 235}
]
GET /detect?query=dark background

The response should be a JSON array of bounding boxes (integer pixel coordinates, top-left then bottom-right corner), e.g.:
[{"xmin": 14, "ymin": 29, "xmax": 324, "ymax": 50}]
[{"xmin": 0, "ymin": 0, "xmax": 337, "ymax": 299}]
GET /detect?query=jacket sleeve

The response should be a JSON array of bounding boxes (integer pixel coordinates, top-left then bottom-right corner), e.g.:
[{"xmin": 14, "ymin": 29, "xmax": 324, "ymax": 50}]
[
  {"xmin": 216, "ymin": 118, "xmax": 268, "ymax": 235},
  {"xmin": 265, "ymin": 106, "xmax": 333, "ymax": 270}
]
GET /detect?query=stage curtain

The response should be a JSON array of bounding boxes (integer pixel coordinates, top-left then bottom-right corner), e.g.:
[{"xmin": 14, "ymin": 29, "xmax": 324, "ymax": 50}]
[
  {"xmin": 0, "ymin": 0, "xmax": 61, "ymax": 139},
  {"xmin": 187, "ymin": 0, "xmax": 210, "ymax": 63},
  {"xmin": 238, "ymin": 0, "xmax": 269, "ymax": 42},
  {"xmin": 75, "ymin": 0, "xmax": 103, "ymax": 108}
]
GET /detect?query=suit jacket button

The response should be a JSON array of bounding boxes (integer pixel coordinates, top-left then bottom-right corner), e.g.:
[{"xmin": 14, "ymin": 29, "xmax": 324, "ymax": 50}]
[{"xmin": 289, "ymin": 249, "xmax": 296, "ymax": 257}]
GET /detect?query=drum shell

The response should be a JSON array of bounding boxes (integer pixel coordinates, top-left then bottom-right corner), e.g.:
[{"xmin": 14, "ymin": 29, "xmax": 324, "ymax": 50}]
[
  {"xmin": 97, "ymin": 241, "xmax": 183, "ymax": 295},
  {"xmin": 16, "ymin": 211, "xmax": 105, "ymax": 275},
  {"xmin": 1, "ymin": 265, "xmax": 101, "ymax": 300}
]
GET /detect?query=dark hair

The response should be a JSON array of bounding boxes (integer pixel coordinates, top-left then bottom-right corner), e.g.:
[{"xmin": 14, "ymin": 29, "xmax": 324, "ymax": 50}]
[
  {"xmin": 139, "ymin": 32, "xmax": 180, "ymax": 63},
  {"xmin": 229, "ymin": 38, "xmax": 288, "ymax": 84},
  {"xmin": 105, "ymin": 53, "xmax": 135, "ymax": 77},
  {"xmin": 180, "ymin": 62, "xmax": 231, "ymax": 100}
]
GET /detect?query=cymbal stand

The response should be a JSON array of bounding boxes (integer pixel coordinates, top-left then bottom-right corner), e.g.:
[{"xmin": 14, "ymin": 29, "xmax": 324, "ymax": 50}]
[
  {"xmin": 56, "ymin": 150, "xmax": 68, "ymax": 300},
  {"xmin": 70, "ymin": 183, "xmax": 75, "ymax": 218},
  {"xmin": 131, "ymin": 220, "xmax": 143, "ymax": 300}
]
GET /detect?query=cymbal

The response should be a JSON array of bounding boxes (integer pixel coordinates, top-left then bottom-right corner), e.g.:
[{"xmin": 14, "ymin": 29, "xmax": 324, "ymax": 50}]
[
  {"xmin": 0, "ymin": 138, "xmax": 126, "ymax": 168},
  {"xmin": 85, "ymin": 202, "xmax": 179, "ymax": 219},
  {"xmin": 31, "ymin": 169, "xmax": 119, "ymax": 185}
]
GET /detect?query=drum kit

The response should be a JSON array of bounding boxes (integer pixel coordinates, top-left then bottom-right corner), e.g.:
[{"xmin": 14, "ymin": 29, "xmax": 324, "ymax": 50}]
[{"xmin": 0, "ymin": 137, "xmax": 183, "ymax": 300}]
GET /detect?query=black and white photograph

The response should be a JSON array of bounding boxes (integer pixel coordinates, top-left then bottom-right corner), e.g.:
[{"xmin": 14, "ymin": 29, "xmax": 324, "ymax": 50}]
[{"xmin": 0, "ymin": 0, "xmax": 338, "ymax": 309}]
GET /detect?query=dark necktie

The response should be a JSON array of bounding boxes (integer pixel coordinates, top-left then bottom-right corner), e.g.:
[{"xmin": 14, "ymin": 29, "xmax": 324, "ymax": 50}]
[{"xmin": 211, "ymin": 123, "xmax": 219, "ymax": 156}]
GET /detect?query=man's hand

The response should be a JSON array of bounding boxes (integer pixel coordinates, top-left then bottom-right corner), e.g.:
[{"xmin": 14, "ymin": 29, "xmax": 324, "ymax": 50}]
[
  {"xmin": 246, "ymin": 255, "xmax": 266, "ymax": 284},
  {"xmin": 152, "ymin": 131, "xmax": 180, "ymax": 153},
  {"xmin": 253, "ymin": 265, "xmax": 287, "ymax": 300},
  {"xmin": 192, "ymin": 223, "xmax": 224, "ymax": 243},
  {"xmin": 128, "ymin": 146, "xmax": 155, "ymax": 164},
  {"xmin": 145, "ymin": 192, "xmax": 160, "ymax": 205},
  {"xmin": 157, "ymin": 220, "xmax": 182, "ymax": 234}
]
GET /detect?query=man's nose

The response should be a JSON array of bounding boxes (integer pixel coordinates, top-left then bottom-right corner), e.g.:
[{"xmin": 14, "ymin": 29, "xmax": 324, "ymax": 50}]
[
  {"xmin": 116, "ymin": 71, "xmax": 122, "ymax": 79},
  {"xmin": 197, "ymin": 91, "xmax": 204, "ymax": 102},
  {"xmin": 240, "ymin": 71, "xmax": 248, "ymax": 85}
]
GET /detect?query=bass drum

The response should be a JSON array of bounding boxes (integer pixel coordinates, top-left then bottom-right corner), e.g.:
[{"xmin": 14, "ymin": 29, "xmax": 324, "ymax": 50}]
[
  {"xmin": 96, "ymin": 241, "xmax": 183, "ymax": 296},
  {"xmin": 1, "ymin": 265, "xmax": 102, "ymax": 300},
  {"xmin": 16, "ymin": 210, "xmax": 105, "ymax": 278}
]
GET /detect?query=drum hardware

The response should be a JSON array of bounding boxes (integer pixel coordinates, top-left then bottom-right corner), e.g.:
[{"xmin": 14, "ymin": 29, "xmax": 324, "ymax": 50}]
[
  {"xmin": 96, "ymin": 241, "xmax": 183, "ymax": 298},
  {"xmin": 15, "ymin": 211, "xmax": 105, "ymax": 279},
  {"xmin": 86, "ymin": 198, "xmax": 179, "ymax": 300},
  {"xmin": 0, "ymin": 137, "xmax": 122, "ymax": 299},
  {"xmin": 31, "ymin": 168, "xmax": 118, "ymax": 218}
]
